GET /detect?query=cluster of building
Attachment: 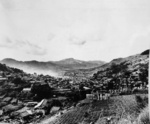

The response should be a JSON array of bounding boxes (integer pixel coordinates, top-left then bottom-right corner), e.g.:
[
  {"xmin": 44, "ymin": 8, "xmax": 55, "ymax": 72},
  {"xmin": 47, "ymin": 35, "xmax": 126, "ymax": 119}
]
[{"xmin": 0, "ymin": 70, "xmax": 104, "ymax": 123}]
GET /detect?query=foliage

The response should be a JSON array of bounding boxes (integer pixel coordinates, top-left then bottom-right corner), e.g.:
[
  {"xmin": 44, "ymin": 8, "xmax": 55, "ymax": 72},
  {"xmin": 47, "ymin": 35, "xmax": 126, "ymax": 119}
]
[
  {"xmin": 12, "ymin": 77, "xmax": 26, "ymax": 85},
  {"xmin": 31, "ymin": 83, "xmax": 52, "ymax": 99},
  {"xmin": 140, "ymin": 49, "xmax": 149, "ymax": 55},
  {"xmin": 135, "ymin": 95, "xmax": 148, "ymax": 110},
  {"xmin": 137, "ymin": 106, "xmax": 149, "ymax": 124},
  {"xmin": 110, "ymin": 62, "xmax": 128, "ymax": 74},
  {"xmin": 139, "ymin": 63, "xmax": 148, "ymax": 84},
  {"xmin": 0, "ymin": 63, "xmax": 23, "ymax": 73},
  {"xmin": 0, "ymin": 64, "xmax": 9, "ymax": 71}
]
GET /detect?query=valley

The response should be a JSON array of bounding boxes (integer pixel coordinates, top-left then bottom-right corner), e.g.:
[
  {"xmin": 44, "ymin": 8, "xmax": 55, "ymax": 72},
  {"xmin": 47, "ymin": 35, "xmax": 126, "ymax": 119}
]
[{"xmin": 0, "ymin": 49, "xmax": 149, "ymax": 124}]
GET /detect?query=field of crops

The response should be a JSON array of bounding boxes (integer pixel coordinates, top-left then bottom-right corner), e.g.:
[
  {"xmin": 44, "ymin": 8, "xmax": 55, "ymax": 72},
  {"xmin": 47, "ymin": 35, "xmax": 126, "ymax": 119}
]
[{"xmin": 41, "ymin": 94, "xmax": 147, "ymax": 124}]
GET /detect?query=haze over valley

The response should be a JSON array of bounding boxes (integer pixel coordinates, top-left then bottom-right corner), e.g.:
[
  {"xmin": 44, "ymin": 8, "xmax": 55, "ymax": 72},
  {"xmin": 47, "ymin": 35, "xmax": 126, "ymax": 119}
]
[{"xmin": 0, "ymin": 58, "xmax": 105, "ymax": 77}]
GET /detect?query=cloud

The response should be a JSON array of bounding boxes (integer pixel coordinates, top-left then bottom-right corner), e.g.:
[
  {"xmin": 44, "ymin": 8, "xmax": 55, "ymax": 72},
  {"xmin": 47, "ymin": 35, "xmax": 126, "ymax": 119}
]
[
  {"xmin": 0, "ymin": 37, "xmax": 14, "ymax": 48},
  {"xmin": 0, "ymin": 37, "xmax": 47, "ymax": 56},
  {"xmin": 128, "ymin": 29, "xmax": 150, "ymax": 55},
  {"xmin": 5, "ymin": 37, "xmax": 12, "ymax": 43},
  {"xmin": 47, "ymin": 33, "xmax": 55, "ymax": 41},
  {"xmin": 0, "ymin": 44, "xmax": 10, "ymax": 48},
  {"xmin": 73, "ymin": 40, "xmax": 86, "ymax": 46},
  {"xmin": 69, "ymin": 37, "xmax": 87, "ymax": 46},
  {"xmin": 0, "ymin": 0, "xmax": 15, "ymax": 10},
  {"xmin": 17, "ymin": 40, "xmax": 47, "ymax": 56}
]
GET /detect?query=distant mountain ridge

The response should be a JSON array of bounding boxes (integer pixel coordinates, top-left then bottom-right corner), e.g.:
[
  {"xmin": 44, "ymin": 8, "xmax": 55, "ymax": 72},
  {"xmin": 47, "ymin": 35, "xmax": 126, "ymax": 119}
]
[
  {"xmin": 0, "ymin": 58, "xmax": 105, "ymax": 77},
  {"xmin": 1, "ymin": 49, "xmax": 148, "ymax": 78}
]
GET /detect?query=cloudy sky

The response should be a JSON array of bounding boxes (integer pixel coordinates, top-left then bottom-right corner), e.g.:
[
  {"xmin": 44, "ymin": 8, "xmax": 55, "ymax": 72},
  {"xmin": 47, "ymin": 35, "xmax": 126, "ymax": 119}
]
[{"xmin": 0, "ymin": 0, "xmax": 150, "ymax": 62}]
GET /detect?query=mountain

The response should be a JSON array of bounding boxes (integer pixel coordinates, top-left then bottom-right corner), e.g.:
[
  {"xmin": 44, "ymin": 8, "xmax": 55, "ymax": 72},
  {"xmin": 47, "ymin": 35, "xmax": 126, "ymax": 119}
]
[
  {"xmin": 64, "ymin": 50, "xmax": 149, "ymax": 80},
  {"xmin": 0, "ymin": 58, "xmax": 105, "ymax": 77},
  {"xmin": 55, "ymin": 58, "xmax": 105, "ymax": 70},
  {"xmin": 0, "ymin": 58, "xmax": 65, "ymax": 77}
]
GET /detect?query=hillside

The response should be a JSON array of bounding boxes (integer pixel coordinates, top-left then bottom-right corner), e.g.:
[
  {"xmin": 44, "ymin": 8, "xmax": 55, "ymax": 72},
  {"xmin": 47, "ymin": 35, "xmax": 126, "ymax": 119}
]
[
  {"xmin": 39, "ymin": 95, "xmax": 148, "ymax": 124},
  {"xmin": 0, "ymin": 58, "xmax": 105, "ymax": 77},
  {"xmin": 64, "ymin": 50, "xmax": 149, "ymax": 81},
  {"xmin": 0, "ymin": 62, "xmax": 23, "ymax": 74}
]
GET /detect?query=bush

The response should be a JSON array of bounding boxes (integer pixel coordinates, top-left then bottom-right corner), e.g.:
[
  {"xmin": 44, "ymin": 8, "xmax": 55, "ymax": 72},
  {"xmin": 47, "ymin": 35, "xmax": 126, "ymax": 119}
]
[
  {"xmin": 135, "ymin": 95, "xmax": 148, "ymax": 110},
  {"xmin": 137, "ymin": 106, "xmax": 149, "ymax": 124},
  {"xmin": 119, "ymin": 90, "xmax": 132, "ymax": 95},
  {"xmin": 12, "ymin": 77, "xmax": 26, "ymax": 85},
  {"xmin": 133, "ymin": 89, "xmax": 148, "ymax": 94}
]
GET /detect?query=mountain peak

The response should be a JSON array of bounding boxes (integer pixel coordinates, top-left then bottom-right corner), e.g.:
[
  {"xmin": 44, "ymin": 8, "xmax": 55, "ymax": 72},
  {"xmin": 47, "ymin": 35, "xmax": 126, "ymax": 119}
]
[
  {"xmin": 57, "ymin": 58, "xmax": 82, "ymax": 65},
  {"xmin": 1, "ymin": 58, "xmax": 17, "ymax": 63},
  {"xmin": 2, "ymin": 58, "xmax": 16, "ymax": 61}
]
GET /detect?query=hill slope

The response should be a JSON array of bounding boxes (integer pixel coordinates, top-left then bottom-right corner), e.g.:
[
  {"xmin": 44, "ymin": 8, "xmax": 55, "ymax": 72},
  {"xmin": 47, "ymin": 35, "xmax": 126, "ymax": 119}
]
[
  {"xmin": 64, "ymin": 50, "xmax": 149, "ymax": 80},
  {"xmin": 0, "ymin": 62, "xmax": 23, "ymax": 74},
  {"xmin": 0, "ymin": 58, "xmax": 105, "ymax": 77}
]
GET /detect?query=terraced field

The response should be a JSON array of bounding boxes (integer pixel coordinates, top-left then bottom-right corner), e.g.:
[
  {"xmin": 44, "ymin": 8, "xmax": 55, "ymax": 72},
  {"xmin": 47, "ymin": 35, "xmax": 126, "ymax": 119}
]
[{"xmin": 40, "ymin": 95, "xmax": 146, "ymax": 124}]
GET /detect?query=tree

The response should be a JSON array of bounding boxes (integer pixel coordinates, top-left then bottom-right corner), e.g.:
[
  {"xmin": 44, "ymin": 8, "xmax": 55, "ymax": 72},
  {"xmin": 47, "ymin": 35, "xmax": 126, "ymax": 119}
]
[
  {"xmin": 12, "ymin": 77, "xmax": 26, "ymax": 85},
  {"xmin": 110, "ymin": 62, "xmax": 128, "ymax": 74},
  {"xmin": 139, "ymin": 63, "xmax": 148, "ymax": 85},
  {"xmin": 107, "ymin": 81, "xmax": 114, "ymax": 91},
  {"xmin": 31, "ymin": 83, "xmax": 52, "ymax": 99}
]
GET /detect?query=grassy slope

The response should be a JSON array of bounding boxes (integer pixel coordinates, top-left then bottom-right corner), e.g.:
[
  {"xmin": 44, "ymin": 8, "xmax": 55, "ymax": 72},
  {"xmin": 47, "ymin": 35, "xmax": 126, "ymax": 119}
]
[{"xmin": 43, "ymin": 94, "xmax": 147, "ymax": 124}]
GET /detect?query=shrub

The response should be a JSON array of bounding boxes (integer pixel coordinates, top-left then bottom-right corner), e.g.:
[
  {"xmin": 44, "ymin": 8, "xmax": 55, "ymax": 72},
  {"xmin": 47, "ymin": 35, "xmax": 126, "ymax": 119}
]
[
  {"xmin": 133, "ymin": 89, "xmax": 148, "ymax": 94},
  {"xmin": 137, "ymin": 106, "xmax": 149, "ymax": 124},
  {"xmin": 135, "ymin": 95, "xmax": 148, "ymax": 110},
  {"xmin": 119, "ymin": 90, "xmax": 132, "ymax": 95}
]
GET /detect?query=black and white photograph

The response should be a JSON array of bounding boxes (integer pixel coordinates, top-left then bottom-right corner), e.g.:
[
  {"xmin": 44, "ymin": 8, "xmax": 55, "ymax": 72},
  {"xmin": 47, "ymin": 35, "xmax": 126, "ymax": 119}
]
[{"xmin": 0, "ymin": 0, "xmax": 149, "ymax": 123}]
